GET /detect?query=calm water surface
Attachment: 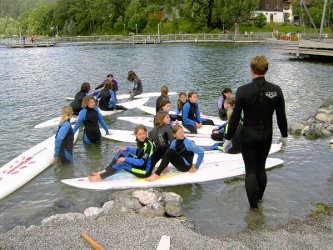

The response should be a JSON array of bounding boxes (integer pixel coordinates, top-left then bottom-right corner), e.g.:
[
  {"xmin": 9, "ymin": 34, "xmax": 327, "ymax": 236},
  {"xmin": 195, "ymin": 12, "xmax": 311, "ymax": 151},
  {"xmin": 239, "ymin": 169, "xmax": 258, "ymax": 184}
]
[{"xmin": 0, "ymin": 43, "xmax": 332, "ymax": 236}]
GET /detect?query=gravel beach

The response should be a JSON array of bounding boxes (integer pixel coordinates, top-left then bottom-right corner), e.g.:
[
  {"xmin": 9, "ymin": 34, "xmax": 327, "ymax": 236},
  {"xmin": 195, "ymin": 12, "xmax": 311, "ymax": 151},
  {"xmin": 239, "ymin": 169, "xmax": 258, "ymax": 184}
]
[{"xmin": 1, "ymin": 203, "xmax": 332, "ymax": 249}]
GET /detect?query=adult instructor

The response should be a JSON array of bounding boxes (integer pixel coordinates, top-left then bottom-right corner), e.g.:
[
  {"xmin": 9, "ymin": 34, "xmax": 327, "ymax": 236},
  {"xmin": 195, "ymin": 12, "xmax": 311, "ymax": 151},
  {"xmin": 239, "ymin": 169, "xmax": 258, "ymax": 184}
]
[{"xmin": 224, "ymin": 55, "xmax": 288, "ymax": 210}]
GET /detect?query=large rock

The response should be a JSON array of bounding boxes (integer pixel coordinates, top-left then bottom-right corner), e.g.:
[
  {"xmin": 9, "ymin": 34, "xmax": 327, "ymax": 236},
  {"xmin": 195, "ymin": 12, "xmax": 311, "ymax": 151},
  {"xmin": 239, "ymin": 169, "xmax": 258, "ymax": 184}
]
[
  {"xmin": 289, "ymin": 122, "xmax": 306, "ymax": 135},
  {"xmin": 138, "ymin": 202, "xmax": 165, "ymax": 217},
  {"xmin": 84, "ymin": 207, "xmax": 103, "ymax": 219},
  {"xmin": 163, "ymin": 192, "xmax": 183, "ymax": 206},
  {"xmin": 132, "ymin": 190, "xmax": 157, "ymax": 205},
  {"xmin": 305, "ymin": 124, "xmax": 324, "ymax": 139},
  {"xmin": 165, "ymin": 203, "xmax": 183, "ymax": 217},
  {"xmin": 315, "ymin": 113, "xmax": 333, "ymax": 123}
]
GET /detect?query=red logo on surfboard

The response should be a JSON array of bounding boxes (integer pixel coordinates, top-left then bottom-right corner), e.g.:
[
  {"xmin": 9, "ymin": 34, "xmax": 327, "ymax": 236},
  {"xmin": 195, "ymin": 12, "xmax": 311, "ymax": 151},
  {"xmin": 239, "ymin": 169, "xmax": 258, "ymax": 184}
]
[{"xmin": 0, "ymin": 156, "xmax": 36, "ymax": 180}]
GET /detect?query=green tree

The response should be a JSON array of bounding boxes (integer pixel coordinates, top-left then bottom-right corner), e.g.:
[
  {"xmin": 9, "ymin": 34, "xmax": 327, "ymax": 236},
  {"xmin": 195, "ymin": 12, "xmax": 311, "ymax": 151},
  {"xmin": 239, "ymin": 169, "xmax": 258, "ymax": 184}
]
[
  {"xmin": 254, "ymin": 12, "xmax": 266, "ymax": 28},
  {"xmin": 222, "ymin": 0, "xmax": 259, "ymax": 34},
  {"xmin": 124, "ymin": 0, "xmax": 147, "ymax": 33}
]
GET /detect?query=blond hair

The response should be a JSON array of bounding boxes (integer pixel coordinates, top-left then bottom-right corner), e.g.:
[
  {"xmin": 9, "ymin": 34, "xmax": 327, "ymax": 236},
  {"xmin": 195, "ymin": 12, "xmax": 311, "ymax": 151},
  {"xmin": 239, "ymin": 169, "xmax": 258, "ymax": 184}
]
[
  {"xmin": 250, "ymin": 55, "xmax": 269, "ymax": 75},
  {"xmin": 172, "ymin": 124, "xmax": 183, "ymax": 135},
  {"xmin": 59, "ymin": 106, "xmax": 73, "ymax": 125},
  {"xmin": 82, "ymin": 96, "xmax": 95, "ymax": 108},
  {"xmin": 227, "ymin": 108, "xmax": 234, "ymax": 121}
]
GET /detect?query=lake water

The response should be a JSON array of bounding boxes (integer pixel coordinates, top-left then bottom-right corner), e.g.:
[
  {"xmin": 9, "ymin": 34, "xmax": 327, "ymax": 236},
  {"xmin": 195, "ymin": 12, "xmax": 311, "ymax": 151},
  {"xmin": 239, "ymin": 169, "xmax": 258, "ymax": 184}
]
[{"xmin": 0, "ymin": 42, "xmax": 332, "ymax": 236}]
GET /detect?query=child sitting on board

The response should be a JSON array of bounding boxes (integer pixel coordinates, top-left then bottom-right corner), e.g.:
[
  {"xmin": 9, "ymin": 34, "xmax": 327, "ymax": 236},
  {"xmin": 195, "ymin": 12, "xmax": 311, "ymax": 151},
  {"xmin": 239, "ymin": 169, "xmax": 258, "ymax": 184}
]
[
  {"xmin": 146, "ymin": 125, "xmax": 204, "ymax": 182},
  {"xmin": 210, "ymin": 108, "xmax": 243, "ymax": 154},
  {"xmin": 52, "ymin": 106, "xmax": 74, "ymax": 164},
  {"xmin": 148, "ymin": 111, "xmax": 174, "ymax": 170},
  {"xmin": 175, "ymin": 92, "xmax": 187, "ymax": 116},
  {"xmin": 155, "ymin": 85, "xmax": 170, "ymax": 113},
  {"xmin": 217, "ymin": 87, "xmax": 232, "ymax": 120},
  {"xmin": 89, "ymin": 125, "xmax": 155, "ymax": 182},
  {"xmin": 211, "ymin": 97, "xmax": 234, "ymax": 141},
  {"xmin": 182, "ymin": 91, "xmax": 215, "ymax": 134}
]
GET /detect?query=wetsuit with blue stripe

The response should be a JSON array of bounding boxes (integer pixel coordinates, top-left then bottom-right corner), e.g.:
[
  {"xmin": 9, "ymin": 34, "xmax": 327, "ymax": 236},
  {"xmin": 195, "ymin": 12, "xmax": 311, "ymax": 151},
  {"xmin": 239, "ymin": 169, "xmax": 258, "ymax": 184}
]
[
  {"xmin": 210, "ymin": 122, "xmax": 243, "ymax": 154},
  {"xmin": 154, "ymin": 137, "xmax": 204, "ymax": 176},
  {"xmin": 54, "ymin": 120, "xmax": 74, "ymax": 164},
  {"xmin": 73, "ymin": 107, "xmax": 109, "ymax": 145},
  {"xmin": 100, "ymin": 138, "xmax": 154, "ymax": 179},
  {"xmin": 225, "ymin": 76, "xmax": 288, "ymax": 208},
  {"xmin": 97, "ymin": 89, "xmax": 127, "ymax": 111},
  {"xmin": 182, "ymin": 101, "xmax": 214, "ymax": 133}
]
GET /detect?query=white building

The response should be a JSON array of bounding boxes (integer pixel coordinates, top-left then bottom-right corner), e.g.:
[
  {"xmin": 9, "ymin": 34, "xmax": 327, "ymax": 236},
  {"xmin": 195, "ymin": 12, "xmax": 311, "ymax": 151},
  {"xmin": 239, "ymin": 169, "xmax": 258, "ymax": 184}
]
[{"xmin": 255, "ymin": 0, "xmax": 293, "ymax": 23}]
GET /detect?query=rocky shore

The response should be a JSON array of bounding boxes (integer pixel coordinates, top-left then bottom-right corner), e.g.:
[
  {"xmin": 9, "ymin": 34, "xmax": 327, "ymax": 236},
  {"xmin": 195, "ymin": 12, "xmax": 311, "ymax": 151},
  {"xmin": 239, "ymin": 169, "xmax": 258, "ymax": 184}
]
[
  {"xmin": 289, "ymin": 96, "xmax": 333, "ymax": 139},
  {"xmin": 1, "ymin": 189, "xmax": 333, "ymax": 249}
]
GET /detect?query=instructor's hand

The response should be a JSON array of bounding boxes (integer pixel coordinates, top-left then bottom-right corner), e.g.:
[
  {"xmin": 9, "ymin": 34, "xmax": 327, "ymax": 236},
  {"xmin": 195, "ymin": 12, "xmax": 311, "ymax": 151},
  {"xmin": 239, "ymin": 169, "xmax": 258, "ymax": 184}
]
[
  {"xmin": 278, "ymin": 137, "xmax": 288, "ymax": 150},
  {"xmin": 222, "ymin": 140, "xmax": 232, "ymax": 153}
]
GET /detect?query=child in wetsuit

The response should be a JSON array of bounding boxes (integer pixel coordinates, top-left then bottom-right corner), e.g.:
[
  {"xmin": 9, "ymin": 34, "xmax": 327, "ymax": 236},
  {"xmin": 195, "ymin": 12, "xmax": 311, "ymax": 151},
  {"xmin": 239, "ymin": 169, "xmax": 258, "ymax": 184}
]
[
  {"xmin": 146, "ymin": 125, "xmax": 204, "ymax": 182},
  {"xmin": 73, "ymin": 96, "xmax": 110, "ymax": 145},
  {"xmin": 148, "ymin": 111, "xmax": 174, "ymax": 169},
  {"xmin": 217, "ymin": 87, "xmax": 232, "ymax": 120},
  {"xmin": 89, "ymin": 125, "xmax": 154, "ymax": 182},
  {"xmin": 53, "ymin": 106, "xmax": 74, "ymax": 164},
  {"xmin": 127, "ymin": 70, "xmax": 143, "ymax": 98},
  {"xmin": 182, "ymin": 91, "xmax": 215, "ymax": 134},
  {"xmin": 211, "ymin": 97, "xmax": 234, "ymax": 141},
  {"xmin": 70, "ymin": 82, "xmax": 90, "ymax": 116}
]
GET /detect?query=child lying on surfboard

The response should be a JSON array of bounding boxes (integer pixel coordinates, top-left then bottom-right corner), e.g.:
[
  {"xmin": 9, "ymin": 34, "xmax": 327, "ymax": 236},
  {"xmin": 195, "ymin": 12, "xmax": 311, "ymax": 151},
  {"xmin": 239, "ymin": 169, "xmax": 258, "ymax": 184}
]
[{"xmin": 89, "ymin": 125, "xmax": 155, "ymax": 182}]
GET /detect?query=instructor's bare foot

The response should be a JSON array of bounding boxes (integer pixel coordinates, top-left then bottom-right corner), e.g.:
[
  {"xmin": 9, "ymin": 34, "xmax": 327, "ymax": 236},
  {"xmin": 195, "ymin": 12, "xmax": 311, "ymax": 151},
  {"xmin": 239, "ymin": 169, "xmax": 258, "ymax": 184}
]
[
  {"xmin": 88, "ymin": 175, "xmax": 102, "ymax": 182},
  {"xmin": 146, "ymin": 174, "xmax": 160, "ymax": 182}
]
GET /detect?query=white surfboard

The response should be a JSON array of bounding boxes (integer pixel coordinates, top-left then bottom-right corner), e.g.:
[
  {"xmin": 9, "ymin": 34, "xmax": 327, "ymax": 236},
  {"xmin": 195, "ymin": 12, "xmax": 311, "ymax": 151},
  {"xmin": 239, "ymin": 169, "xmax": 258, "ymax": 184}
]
[
  {"xmin": 117, "ymin": 116, "xmax": 217, "ymax": 135},
  {"xmin": 138, "ymin": 105, "xmax": 224, "ymax": 126},
  {"xmin": 66, "ymin": 92, "xmax": 177, "ymax": 101},
  {"xmin": 0, "ymin": 130, "xmax": 79, "ymax": 200},
  {"xmin": 330, "ymin": 137, "xmax": 333, "ymax": 150},
  {"xmin": 34, "ymin": 98, "xmax": 149, "ymax": 129},
  {"xmin": 103, "ymin": 129, "xmax": 216, "ymax": 147},
  {"xmin": 61, "ymin": 157, "xmax": 284, "ymax": 190}
]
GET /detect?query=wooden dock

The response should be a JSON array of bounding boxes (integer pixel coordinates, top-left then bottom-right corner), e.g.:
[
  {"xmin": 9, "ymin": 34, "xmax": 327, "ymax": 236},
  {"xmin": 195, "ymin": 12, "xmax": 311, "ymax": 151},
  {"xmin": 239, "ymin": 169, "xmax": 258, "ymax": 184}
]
[
  {"xmin": 272, "ymin": 40, "xmax": 333, "ymax": 58},
  {"xmin": 7, "ymin": 42, "xmax": 55, "ymax": 48}
]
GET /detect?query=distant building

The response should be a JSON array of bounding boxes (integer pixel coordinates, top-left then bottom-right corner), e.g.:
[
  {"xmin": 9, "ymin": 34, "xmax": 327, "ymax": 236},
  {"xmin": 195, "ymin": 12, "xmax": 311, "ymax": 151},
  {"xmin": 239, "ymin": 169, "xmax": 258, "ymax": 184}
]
[{"xmin": 255, "ymin": 0, "xmax": 293, "ymax": 23}]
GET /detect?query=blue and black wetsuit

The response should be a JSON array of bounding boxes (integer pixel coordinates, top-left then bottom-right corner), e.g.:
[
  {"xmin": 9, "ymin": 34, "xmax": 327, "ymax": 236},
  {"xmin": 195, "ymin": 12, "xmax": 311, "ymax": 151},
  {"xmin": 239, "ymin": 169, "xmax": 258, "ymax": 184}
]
[
  {"xmin": 73, "ymin": 107, "xmax": 109, "ymax": 145},
  {"xmin": 54, "ymin": 120, "xmax": 74, "ymax": 164},
  {"xmin": 100, "ymin": 138, "xmax": 155, "ymax": 179},
  {"xmin": 70, "ymin": 91, "xmax": 88, "ymax": 116},
  {"xmin": 148, "ymin": 124, "xmax": 174, "ymax": 168},
  {"xmin": 97, "ymin": 88, "xmax": 127, "ymax": 111},
  {"xmin": 182, "ymin": 101, "xmax": 214, "ymax": 133},
  {"xmin": 154, "ymin": 137, "xmax": 204, "ymax": 176},
  {"xmin": 210, "ymin": 122, "xmax": 243, "ymax": 154},
  {"xmin": 225, "ymin": 76, "xmax": 288, "ymax": 208}
]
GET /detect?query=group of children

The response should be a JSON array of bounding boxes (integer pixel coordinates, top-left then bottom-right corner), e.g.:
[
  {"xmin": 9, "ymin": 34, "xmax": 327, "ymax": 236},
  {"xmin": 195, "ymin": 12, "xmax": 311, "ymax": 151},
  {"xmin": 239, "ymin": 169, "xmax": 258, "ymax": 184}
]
[{"xmin": 53, "ymin": 75, "xmax": 240, "ymax": 183}]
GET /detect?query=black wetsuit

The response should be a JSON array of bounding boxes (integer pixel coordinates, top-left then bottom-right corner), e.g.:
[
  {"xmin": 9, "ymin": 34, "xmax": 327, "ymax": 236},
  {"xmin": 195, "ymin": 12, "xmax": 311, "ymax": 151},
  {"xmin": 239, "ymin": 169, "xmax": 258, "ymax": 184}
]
[
  {"xmin": 148, "ymin": 124, "xmax": 174, "ymax": 168},
  {"xmin": 155, "ymin": 95, "xmax": 169, "ymax": 113},
  {"xmin": 130, "ymin": 77, "xmax": 143, "ymax": 98},
  {"xmin": 70, "ymin": 91, "xmax": 87, "ymax": 115},
  {"xmin": 225, "ymin": 76, "xmax": 288, "ymax": 208}
]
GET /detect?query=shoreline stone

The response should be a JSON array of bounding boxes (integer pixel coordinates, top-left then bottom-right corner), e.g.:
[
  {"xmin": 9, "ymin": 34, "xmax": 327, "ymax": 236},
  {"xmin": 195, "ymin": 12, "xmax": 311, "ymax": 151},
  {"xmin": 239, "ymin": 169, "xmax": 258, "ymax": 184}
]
[{"xmin": 289, "ymin": 96, "xmax": 333, "ymax": 139}]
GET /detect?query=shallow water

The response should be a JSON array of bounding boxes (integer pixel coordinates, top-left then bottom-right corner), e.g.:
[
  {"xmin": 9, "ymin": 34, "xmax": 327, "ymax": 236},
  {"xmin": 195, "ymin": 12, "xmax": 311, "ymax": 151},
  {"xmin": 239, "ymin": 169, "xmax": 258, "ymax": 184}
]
[{"xmin": 0, "ymin": 43, "xmax": 332, "ymax": 235}]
